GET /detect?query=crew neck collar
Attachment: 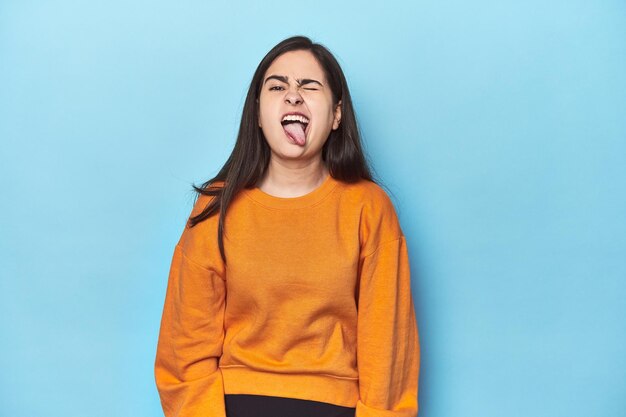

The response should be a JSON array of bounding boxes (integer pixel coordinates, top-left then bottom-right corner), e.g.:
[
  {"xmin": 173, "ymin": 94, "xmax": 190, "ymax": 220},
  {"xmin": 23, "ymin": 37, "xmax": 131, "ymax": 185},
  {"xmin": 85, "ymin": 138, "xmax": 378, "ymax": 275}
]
[{"xmin": 243, "ymin": 173, "xmax": 339, "ymax": 210}]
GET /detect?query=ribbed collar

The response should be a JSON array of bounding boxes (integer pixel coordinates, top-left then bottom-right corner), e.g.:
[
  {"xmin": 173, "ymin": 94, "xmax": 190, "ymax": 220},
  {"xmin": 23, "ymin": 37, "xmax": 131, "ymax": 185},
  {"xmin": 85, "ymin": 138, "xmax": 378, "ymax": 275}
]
[{"xmin": 243, "ymin": 173, "xmax": 340, "ymax": 210}]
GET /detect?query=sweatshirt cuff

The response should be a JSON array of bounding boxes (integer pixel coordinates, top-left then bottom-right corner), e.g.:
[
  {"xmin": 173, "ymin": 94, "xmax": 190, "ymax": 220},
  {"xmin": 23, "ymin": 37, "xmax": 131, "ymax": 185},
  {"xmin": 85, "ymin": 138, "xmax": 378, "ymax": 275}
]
[{"xmin": 355, "ymin": 399, "xmax": 417, "ymax": 417}]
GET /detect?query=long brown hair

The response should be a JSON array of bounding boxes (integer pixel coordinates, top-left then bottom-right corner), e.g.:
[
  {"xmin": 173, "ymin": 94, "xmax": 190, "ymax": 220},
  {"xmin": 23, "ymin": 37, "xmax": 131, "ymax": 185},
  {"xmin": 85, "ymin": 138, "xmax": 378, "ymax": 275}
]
[{"xmin": 188, "ymin": 35, "xmax": 383, "ymax": 265}]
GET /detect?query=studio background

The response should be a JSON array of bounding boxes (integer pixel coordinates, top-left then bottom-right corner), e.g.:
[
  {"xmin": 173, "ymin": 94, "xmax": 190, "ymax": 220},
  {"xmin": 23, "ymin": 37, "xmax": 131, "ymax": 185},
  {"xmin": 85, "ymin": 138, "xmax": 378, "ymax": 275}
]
[{"xmin": 1, "ymin": 1, "xmax": 624, "ymax": 416}]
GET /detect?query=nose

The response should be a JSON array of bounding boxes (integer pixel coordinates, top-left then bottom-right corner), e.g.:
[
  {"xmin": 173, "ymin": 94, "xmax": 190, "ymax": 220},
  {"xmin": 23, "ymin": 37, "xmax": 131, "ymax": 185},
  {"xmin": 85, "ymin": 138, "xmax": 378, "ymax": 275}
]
[{"xmin": 284, "ymin": 88, "xmax": 303, "ymax": 105}]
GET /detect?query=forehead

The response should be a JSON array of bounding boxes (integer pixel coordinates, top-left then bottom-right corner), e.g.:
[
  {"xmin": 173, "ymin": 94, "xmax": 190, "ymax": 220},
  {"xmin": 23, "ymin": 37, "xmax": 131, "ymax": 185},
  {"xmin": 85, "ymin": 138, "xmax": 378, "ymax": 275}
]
[{"xmin": 264, "ymin": 50, "xmax": 325, "ymax": 80}]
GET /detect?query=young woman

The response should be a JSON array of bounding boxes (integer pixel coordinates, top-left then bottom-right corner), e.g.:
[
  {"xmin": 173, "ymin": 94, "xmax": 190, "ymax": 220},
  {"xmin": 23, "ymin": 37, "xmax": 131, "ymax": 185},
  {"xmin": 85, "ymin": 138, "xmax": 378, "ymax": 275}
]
[{"xmin": 154, "ymin": 35, "xmax": 420, "ymax": 417}]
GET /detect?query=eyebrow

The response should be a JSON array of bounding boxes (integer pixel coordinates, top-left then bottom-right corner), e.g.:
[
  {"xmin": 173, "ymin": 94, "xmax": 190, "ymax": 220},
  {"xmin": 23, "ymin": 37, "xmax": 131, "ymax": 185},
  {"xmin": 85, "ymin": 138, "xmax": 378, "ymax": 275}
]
[{"xmin": 264, "ymin": 75, "xmax": 323, "ymax": 87}]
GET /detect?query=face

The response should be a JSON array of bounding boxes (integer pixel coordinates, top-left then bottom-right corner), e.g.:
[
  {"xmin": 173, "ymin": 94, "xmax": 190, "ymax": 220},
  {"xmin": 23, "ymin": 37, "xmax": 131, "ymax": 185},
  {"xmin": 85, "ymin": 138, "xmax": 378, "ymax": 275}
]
[{"xmin": 257, "ymin": 49, "xmax": 342, "ymax": 163}]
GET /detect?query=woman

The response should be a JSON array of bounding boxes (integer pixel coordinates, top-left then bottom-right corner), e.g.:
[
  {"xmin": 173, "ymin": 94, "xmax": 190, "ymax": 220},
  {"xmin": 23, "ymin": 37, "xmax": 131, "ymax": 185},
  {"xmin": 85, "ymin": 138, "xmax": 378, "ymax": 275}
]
[{"xmin": 154, "ymin": 35, "xmax": 420, "ymax": 417}]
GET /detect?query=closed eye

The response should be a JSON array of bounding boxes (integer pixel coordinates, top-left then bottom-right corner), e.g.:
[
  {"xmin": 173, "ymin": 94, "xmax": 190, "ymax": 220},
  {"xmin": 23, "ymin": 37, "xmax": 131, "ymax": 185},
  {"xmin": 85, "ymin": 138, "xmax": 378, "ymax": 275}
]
[{"xmin": 269, "ymin": 86, "xmax": 318, "ymax": 91}]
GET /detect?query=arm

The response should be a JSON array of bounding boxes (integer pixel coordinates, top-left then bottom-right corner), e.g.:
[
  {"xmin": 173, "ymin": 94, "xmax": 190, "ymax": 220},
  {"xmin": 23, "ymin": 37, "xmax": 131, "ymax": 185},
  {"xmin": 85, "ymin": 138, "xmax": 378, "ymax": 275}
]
[
  {"xmin": 154, "ymin": 196, "xmax": 227, "ymax": 417},
  {"xmin": 355, "ymin": 236, "xmax": 420, "ymax": 417}
]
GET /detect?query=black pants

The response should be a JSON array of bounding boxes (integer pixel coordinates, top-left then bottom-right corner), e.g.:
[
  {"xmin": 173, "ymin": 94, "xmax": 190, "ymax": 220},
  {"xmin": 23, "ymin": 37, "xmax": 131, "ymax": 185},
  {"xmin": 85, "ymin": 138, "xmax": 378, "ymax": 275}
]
[{"xmin": 224, "ymin": 394, "xmax": 357, "ymax": 417}]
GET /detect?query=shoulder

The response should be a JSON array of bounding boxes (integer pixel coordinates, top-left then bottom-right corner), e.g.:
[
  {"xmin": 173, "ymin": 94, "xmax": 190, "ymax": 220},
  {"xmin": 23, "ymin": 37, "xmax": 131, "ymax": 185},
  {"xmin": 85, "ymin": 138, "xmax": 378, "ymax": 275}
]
[
  {"xmin": 175, "ymin": 185, "xmax": 225, "ymax": 270},
  {"xmin": 339, "ymin": 179, "xmax": 404, "ymax": 256},
  {"xmin": 340, "ymin": 179, "xmax": 398, "ymax": 220},
  {"xmin": 349, "ymin": 179, "xmax": 395, "ymax": 207},
  {"xmin": 189, "ymin": 180, "xmax": 226, "ymax": 217},
  {"xmin": 189, "ymin": 193, "xmax": 216, "ymax": 220}
]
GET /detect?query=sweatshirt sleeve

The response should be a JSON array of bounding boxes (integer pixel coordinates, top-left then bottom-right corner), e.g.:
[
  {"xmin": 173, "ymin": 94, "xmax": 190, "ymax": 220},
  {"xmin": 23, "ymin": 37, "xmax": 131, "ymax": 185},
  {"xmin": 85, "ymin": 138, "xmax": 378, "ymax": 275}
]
[
  {"xmin": 154, "ymin": 195, "xmax": 227, "ymax": 417},
  {"xmin": 355, "ymin": 235, "xmax": 420, "ymax": 417}
]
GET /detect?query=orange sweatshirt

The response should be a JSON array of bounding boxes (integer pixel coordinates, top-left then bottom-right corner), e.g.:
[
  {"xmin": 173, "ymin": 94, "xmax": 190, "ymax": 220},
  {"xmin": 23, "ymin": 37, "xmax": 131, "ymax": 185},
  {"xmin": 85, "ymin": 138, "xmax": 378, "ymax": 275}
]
[{"xmin": 154, "ymin": 174, "xmax": 420, "ymax": 417}]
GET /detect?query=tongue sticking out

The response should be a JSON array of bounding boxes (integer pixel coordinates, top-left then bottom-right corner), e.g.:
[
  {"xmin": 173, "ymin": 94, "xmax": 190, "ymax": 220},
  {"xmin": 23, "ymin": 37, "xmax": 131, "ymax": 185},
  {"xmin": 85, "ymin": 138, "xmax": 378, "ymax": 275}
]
[{"xmin": 283, "ymin": 122, "xmax": 307, "ymax": 146}]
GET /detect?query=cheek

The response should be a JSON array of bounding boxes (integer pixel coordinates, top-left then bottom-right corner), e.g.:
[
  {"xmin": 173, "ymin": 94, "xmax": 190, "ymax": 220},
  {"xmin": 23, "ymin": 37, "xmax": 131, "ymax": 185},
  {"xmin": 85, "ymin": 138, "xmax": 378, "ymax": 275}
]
[
  {"xmin": 258, "ymin": 101, "xmax": 276, "ymax": 127},
  {"xmin": 311, "ymin": 106, "xmax": 334, "ymax": 129}
]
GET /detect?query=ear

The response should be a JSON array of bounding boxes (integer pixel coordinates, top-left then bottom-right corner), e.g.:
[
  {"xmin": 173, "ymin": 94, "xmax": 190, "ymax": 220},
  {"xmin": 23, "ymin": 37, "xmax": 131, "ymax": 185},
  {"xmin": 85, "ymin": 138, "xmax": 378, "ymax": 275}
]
[
  {"xmin": 256, "ymin": 98, "xmax": 262, "ymax": 127},
  {"xmin": 332, "ymin": 99, "xmax": 342, "ymax": 130}
]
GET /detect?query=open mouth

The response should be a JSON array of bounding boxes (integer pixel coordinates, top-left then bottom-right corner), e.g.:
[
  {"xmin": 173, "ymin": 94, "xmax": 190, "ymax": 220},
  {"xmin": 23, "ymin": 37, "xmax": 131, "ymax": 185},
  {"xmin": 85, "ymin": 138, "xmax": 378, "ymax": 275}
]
[
  {"xmin": 280, "ymin": 118, "xmax": 310, "ymax": 145},
  {"xmin": 280, "ymin": 119, "xmax": 310, "ymax": 134}
]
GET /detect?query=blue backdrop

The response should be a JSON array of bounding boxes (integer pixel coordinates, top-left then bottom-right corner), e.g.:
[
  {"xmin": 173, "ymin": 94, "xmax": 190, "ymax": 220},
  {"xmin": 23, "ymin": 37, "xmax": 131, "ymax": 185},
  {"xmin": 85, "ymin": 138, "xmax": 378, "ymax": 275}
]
[{"xmin": 1, "ymin": 1, "xmax": 624, "ymax": 416}]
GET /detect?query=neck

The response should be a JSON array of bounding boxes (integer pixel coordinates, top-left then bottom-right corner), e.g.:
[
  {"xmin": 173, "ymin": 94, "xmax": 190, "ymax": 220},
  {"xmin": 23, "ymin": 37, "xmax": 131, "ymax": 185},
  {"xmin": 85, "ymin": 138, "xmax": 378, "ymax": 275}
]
[{"xmin": 257, "ymin": 160, "xmax": 329, "ymax": 198}]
